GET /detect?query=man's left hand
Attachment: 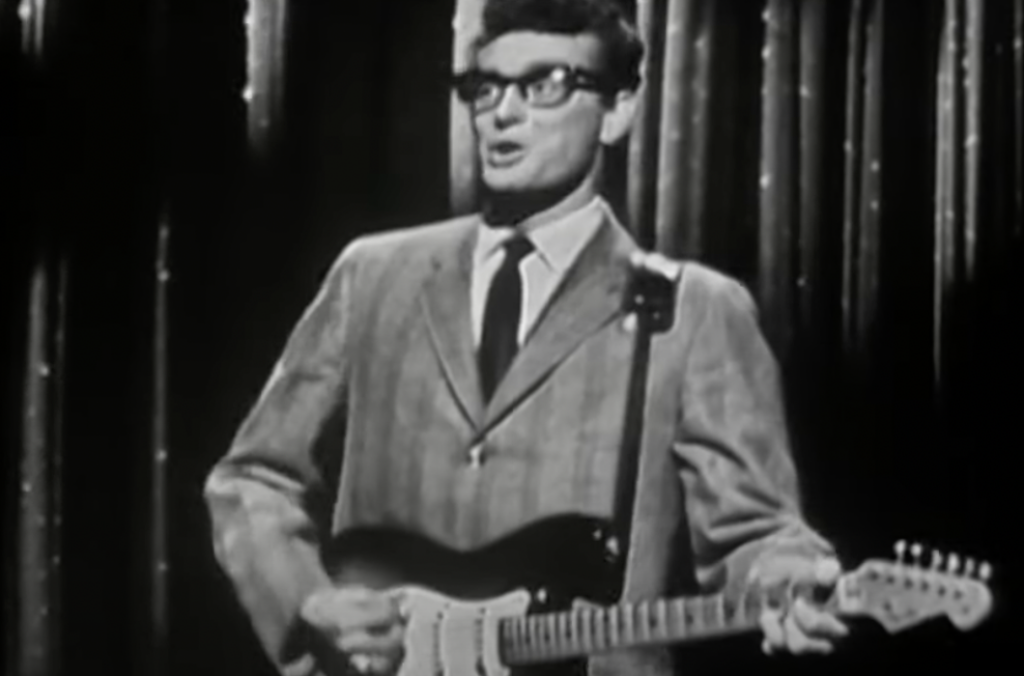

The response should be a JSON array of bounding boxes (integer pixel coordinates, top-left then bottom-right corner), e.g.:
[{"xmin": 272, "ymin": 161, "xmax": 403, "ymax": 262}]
[{"xmin": 750, "ymin": 554, "xmax": 850, "ymax": 656}]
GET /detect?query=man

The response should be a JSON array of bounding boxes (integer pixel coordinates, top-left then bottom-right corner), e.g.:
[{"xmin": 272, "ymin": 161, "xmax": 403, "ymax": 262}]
[{"xmin": 204, "ymin": 1, "xmax": 849, "ymax": 674}]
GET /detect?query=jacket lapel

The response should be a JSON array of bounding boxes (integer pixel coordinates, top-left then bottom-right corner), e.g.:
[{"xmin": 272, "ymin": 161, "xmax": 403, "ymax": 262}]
[
  {"xmin": 482, "ymin": 213, "xmax": 639, "ymax": 432},
  {"xmin": 420, "ymin": 224, "xmax": 486, "ymax": 432}
]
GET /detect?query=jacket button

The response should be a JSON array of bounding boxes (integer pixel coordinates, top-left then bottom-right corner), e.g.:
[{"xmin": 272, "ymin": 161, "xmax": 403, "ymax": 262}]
[{"xmin": 467, "ymin": 443, "xmax": 484, "ymax": 467}]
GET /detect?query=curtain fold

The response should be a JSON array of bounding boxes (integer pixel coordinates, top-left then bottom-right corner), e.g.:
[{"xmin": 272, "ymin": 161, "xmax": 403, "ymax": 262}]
[
  {"xmin": 759, "ymin": 0, "xmax": 800, "ymax": 358},
  {"xmin": 932, "ymin": 0, "xmax": 1023, "ymax": 408},
  {"xmin": 10, "ymin": 2, "xmax": 65, "ymax": 675},
  {"xmin": 244, "ymin": 0, "xmax": 288, "ymax": 158},
  {"xmin": 626, "ymin": 0, "xmax": 667, "ymax": 249},
  {"xmin": 450, "ymin": 0, "xmax": 485, "ymax": 215},
  {"xmin": 845, "ymin": 0, "xmax": 884, "ymax": 369},
  {"xmin": 18, "ymin": 259, "xmax": 66, "ymax": 676}
]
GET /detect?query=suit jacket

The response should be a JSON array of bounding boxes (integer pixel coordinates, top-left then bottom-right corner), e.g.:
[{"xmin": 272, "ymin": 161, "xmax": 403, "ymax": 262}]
[{"xmin": 204, "ymin": 206, "xmax": 834, "ymax": 676}]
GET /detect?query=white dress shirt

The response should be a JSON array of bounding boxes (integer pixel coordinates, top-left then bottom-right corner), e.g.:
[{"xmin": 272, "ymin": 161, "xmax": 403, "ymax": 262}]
[{"xmin": 470, "ymin": 196, "xmax": 608, "ymax": 348}]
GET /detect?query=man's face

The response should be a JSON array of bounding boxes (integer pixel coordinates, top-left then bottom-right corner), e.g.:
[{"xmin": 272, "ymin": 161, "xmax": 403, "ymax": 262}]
[{"xmin": 472, "ymin": 31, "xmax": 613, "ymax": 195}]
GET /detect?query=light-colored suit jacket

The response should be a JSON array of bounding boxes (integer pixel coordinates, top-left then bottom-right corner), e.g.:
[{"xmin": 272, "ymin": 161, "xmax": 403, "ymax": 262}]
[{"xmin": 204, "ymin": 207, "xmax": 833, "ymax": 676}]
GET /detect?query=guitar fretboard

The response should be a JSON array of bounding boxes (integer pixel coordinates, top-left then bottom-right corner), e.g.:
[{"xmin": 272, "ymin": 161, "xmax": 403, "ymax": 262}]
[{"xmin": 499, "ymin": 589, "xmax": 783, "ymax": 664}]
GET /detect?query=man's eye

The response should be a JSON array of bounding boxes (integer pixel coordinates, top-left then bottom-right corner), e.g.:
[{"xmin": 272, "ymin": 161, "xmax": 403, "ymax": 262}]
[
  {"xmin": 476, "ymin": 82, "xmax": 502, "ymax": 100},
  {"xmin": 528, "ymin": 77, "xmax": 559, "ymax": 95}
]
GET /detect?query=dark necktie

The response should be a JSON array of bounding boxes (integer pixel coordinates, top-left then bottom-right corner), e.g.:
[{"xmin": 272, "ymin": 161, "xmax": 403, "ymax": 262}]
[{"xmin": 479, "ymin": 235, "xmax": 534, "ymax": 402}]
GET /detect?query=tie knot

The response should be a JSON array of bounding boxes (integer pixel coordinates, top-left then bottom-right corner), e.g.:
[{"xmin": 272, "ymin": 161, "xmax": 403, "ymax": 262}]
[{"xmin": 503, "ymin": 235, "xmax": 534, "ymax": 265}]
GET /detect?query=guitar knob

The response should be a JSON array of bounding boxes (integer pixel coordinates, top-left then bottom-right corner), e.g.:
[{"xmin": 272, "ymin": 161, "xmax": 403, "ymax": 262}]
[
  {"xmin": 946, "ymin": 553, "xmax": 961, "ymax": 574},
  {"xmin": 978, "ymin": 562, "xmax": 992, "ymax": 581},
  {"xmin": 963, "ymin": 558, "xmax": 976, "ymax": 577},
  {"xmin": 930, "ymin": 550, "xmax": 944, "ymax": 569},
  {"xmin": 894, "ymin": 540, "xmax": 907, "ymax": 563},
  {"xmin": 606, "ymin": 536, "xmax": 621, "ymax": 559}
]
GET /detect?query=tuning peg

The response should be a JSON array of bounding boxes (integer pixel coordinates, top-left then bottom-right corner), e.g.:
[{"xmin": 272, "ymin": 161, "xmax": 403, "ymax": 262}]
[
  {"xmin": 910, "ymin": 542, "xmax": 924, "ymax": 566},
  {"xmin": 930, "ymin": 550, "xmax": 944, "ymax": 569},
  {"xmin": 894, "ymin": 540, "xmax": 907, "ymax": 563},
  {"xmin": 946, "ymin": 552, "xmax": 961, "ymax": 574}
]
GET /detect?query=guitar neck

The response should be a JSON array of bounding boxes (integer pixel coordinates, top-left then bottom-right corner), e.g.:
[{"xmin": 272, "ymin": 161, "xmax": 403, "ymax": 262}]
[{"xmin": 499, "ymin": 586, "xmax": 803, "ymax": 665}]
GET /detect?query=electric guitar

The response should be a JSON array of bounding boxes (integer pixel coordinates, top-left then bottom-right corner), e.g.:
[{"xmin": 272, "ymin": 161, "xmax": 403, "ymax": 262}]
[{"xmin": 321, "ymin": 515, "xmax": 994, "ymax": 676}]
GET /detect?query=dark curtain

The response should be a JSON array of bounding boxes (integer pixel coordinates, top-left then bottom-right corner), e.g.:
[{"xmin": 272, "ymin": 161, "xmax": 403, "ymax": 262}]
[{"xmin": 4, "ymin": 0, "xmax": 1020, "ymax": 675}]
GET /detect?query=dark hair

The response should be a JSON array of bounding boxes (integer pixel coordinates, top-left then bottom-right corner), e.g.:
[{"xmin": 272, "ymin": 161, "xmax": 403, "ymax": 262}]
[{"xmin": 474, "ymin": 0, "xmax": 644, "ymax": 92}]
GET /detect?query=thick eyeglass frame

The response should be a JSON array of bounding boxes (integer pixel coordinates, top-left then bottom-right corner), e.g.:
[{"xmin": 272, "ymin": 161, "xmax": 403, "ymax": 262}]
[{"xmin": 452, "ymin": 64, "xmax": 617, "ymax": 113}]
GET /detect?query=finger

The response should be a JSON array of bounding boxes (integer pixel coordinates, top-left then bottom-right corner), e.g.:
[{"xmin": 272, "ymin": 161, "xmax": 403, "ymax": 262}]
[
  {"xmin": 348, "ymin": 653, "xmax": 373, "ymax": 675},
  {"xmin": 791, "ymin": 598, "xmax": 849, "ymax": 639},
  {"xmin": 783, "ymin": 610, "xmax": 833, "ymax": 654},
  {"xmin": 323, "ymin": 591, "xmax": 403, "ymax": 633},
  {"xmin": 759, "ymin": 609, "xmax": 786, "ymax": 654},
  {"xmin": 302, "ymin": 586, "xmax": 373, "ymax": 620},
  {"xmin": 366, "ymin": 652, "xmax": 399, "ymax": 675},
  {"xmin": 337, "ymin": 623, "xmax": 406, "ymax": 655},
  {"xmin": 351, "ymin": 651, "xmax": 400, "ymax": 676},
  {"xmin": 814, "ymin": 557, "xmax": 843, "ymax": 586},
  {"xmin": 749, "ymin": 554, "xmax": 818, "ymax": 587}
]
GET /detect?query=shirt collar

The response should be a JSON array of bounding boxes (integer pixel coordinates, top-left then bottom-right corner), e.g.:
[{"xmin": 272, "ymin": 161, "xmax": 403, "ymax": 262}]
[{"xmin": 474, "ymin": 196, "xmax": 607, "ymax": 273}]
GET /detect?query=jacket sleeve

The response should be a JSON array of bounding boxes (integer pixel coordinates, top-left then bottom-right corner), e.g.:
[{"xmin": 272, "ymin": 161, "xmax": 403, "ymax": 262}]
[
  {"xmin": 671, "ymin": 269, "xmax": 835, "ymax": 594},
  {"xmin": 203, "ymin": 242, "xmax": 362, "ymax": 676}
]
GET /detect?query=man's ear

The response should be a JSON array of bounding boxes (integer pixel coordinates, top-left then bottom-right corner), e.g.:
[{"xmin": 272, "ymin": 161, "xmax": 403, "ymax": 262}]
[{"xmin": 600, "ymin": 89, "xmax": 639, "ymax": 145}]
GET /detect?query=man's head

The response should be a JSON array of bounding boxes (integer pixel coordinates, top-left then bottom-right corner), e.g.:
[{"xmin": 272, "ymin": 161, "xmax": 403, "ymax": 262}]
[{"xmin": 455, "ymin": 0, "xmax": 644, "ymax": 206}]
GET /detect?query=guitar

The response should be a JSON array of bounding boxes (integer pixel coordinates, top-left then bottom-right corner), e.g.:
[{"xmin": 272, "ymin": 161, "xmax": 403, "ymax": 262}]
[{"xmin": 321, "ymin": 515, "xmax": 994, "ymax": 676}]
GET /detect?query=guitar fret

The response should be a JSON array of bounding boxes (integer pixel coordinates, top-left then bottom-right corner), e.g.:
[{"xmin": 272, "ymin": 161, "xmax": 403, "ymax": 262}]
[
  {"xmin": 580, "ymin": 607, "xmax": 593, "ymax": 653},
  {"xmin": 622, "ymin": 602, "xmax": 635, "ymax": 645},
  {"xmin": 594, "ymin": 607, "xmax": 607, "ymax": 651},
  {"xmin": 669, "ymin": 598, "xmax": 685, "ymax": 638},
  {"xmin": 685, "ymin": 597, "xmax": 698, "ymax": 632},
  {"xmin": 504, "ymin": 618, "xmax": 516, "ymax": 659},
  {"xmin": 703, "ymin": 595, "xmax": 719, "ymax": 629},
  {"xmin": 534, "ymin": 615, "xmax": 544, "ymax": 656},
  {"xmin": 546, "ymin": 612, "xmax": 558, "ymax": 656},
  {"xmin": 655, "ymin": 599, "xmax": 669, "ymax": 640},
  {"xmin": 532, "ymin": 615, "xmax": 543, "ymax": 657},
  {"xmin": 566, "ymin": 610, "xmax": 576, "ymax": 656},
  {"xmin": 722, "ymin": 594, "xmax": 737, "ymax": 627},
  {"xmin": 634, "ymin": 601, "xmax": 648, "ymax": 643}
]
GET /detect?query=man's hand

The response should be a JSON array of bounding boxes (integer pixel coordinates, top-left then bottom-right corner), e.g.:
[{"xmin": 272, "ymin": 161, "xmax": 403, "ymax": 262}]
[
  {"xmin": 749, "ymin": 554, "xmax": 849, "ymax": 656},
  {"xmin": 300, "ymin": 586, "xmax": 407, "ymax": 675}
]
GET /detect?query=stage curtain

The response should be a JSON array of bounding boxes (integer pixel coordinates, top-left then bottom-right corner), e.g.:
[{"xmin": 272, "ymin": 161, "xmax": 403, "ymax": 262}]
[{"xmin": 628, "ymin": 0, "xmax": 1023, "ymax": 416}]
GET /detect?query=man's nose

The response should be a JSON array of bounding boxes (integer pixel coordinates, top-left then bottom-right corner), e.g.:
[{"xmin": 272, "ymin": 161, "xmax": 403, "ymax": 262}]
[{"xmin": 493, "ymin": 84, "xmax": 527, "ymax": 128}]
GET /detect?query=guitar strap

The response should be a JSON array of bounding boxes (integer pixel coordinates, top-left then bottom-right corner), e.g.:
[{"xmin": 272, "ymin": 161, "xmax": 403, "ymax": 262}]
[
  {"xmin": 587, "ymin": 253, "xmax": 682, "ymax": 676},
  {"xmin": 610, "ymin": 254, "xmax": 678, "ymax": 581}
]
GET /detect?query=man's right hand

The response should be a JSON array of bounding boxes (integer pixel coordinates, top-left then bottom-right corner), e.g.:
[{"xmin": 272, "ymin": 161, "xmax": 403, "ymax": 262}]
[{"xmin": 300, "ymin": 586, "xmax": 407, "ymax": 675}]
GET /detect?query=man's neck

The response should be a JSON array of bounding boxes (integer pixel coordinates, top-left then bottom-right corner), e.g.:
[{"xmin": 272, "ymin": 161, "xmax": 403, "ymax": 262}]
[{"xmin": 481, "ymin": 173, "xmax": 600, "ymax": 233}]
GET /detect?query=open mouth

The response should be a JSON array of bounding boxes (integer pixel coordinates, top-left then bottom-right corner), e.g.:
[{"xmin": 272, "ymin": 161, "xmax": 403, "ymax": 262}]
[{"xmin": 487, "ymin": 141, "xmax": 526, "ymax": 167}]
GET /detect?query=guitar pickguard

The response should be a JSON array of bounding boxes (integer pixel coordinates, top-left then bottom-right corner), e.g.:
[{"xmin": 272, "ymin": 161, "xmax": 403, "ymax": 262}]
[{"xmin": 395, "ymin": 586, "xmax": 530, "ymax": 676}]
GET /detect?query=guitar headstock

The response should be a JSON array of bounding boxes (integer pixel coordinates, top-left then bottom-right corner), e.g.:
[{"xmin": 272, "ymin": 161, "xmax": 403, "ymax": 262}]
[{"xmin": 837, "ymin": 541, "xmax": 994, "ymax": 634}]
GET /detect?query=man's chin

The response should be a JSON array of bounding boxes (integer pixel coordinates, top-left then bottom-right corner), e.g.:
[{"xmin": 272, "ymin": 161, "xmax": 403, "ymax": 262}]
[{"xmin": 480, "ymin": 168, "xmax": 532, "ymax": 194}]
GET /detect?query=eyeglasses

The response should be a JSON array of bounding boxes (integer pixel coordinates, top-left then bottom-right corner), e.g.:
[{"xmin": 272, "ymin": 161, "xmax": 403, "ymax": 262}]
[{"xmin": 452, "ymin": 64, "xmax": 614, "ymax": 113}]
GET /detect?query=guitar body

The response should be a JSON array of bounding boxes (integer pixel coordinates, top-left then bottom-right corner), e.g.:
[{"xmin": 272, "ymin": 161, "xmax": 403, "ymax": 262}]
[{"xmin": 322, "ymin": 514, "xmax": 624, "ymax": 676}]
